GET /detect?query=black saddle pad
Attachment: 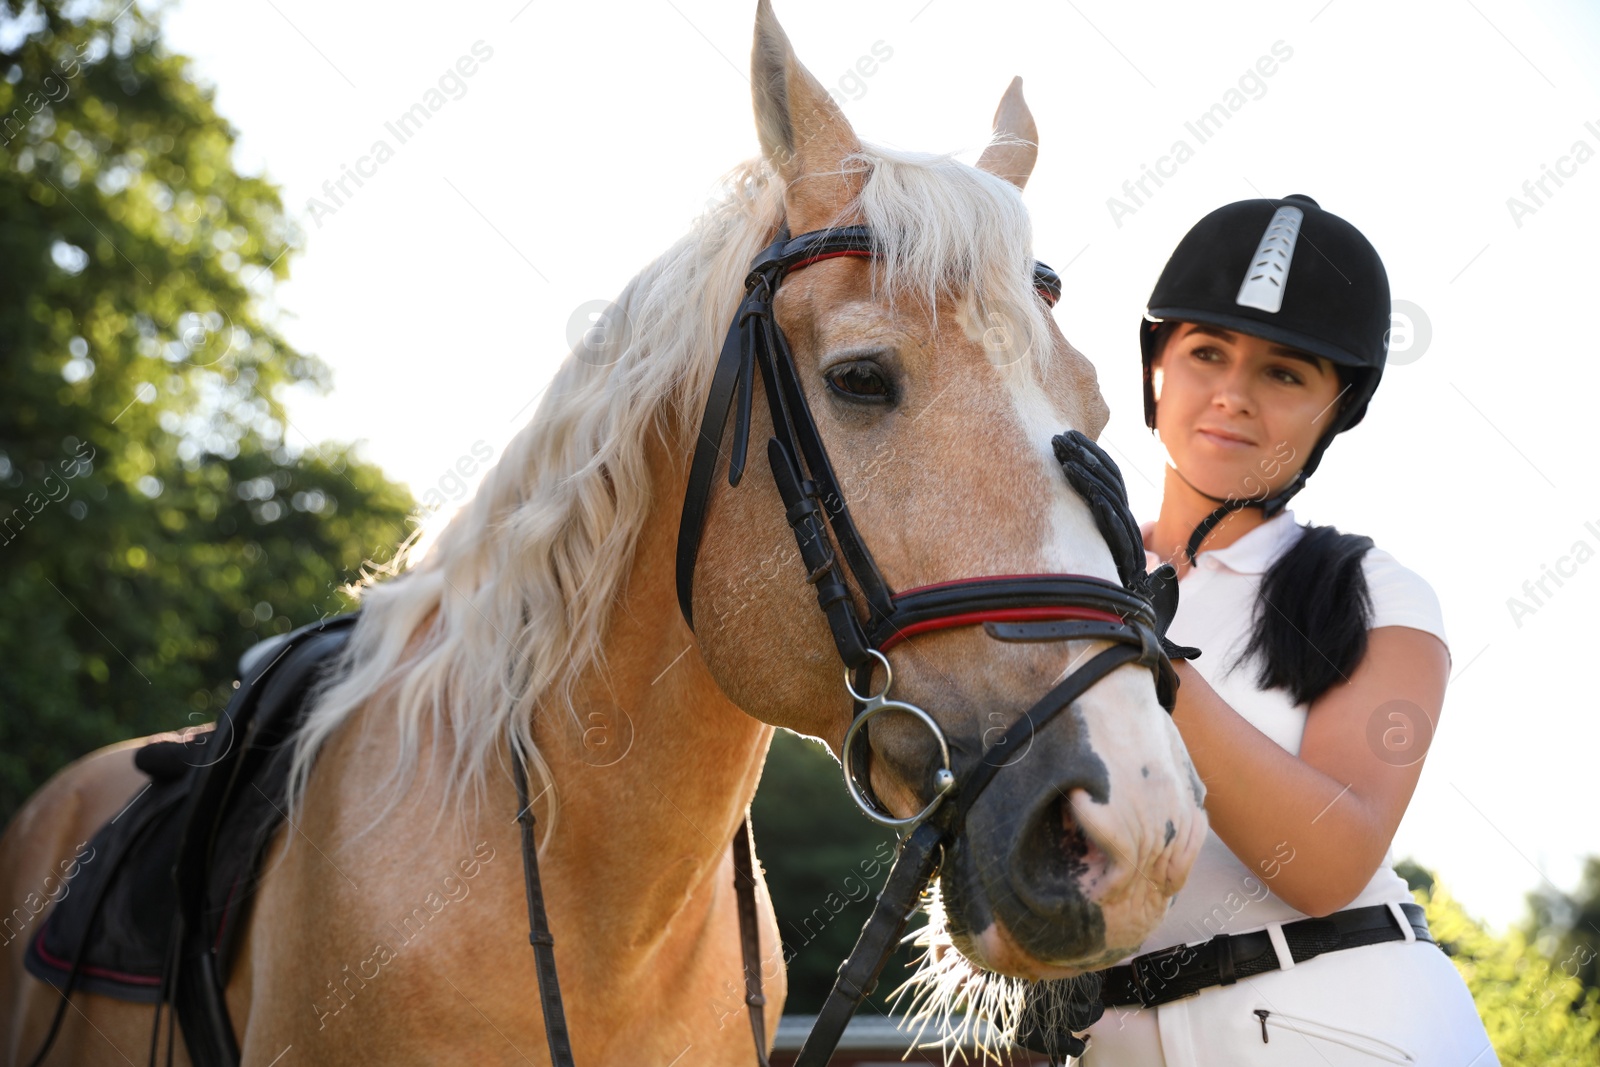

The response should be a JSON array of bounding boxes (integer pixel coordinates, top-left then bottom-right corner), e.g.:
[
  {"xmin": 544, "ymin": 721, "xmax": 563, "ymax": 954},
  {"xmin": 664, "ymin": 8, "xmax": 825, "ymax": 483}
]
[
  {"xmin": 24, "ymin": 734, "xmax": 207, "ymax": 1002},
  {"xmin": 23, "ymin": 616, "xmax": 358, "ymax": 1005}
]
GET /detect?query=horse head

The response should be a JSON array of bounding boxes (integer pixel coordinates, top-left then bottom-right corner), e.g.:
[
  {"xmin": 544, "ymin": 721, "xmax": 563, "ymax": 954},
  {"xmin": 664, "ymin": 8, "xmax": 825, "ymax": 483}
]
[{"xmin": 683, "ymin": 0, "xmax": 1207, "ymax": 985}]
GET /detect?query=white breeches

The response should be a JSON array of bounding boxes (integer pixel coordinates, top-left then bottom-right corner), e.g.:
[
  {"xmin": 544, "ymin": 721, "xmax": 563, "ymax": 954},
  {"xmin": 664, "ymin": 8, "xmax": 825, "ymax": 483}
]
[{"xmin": 1077, "ymin": 928, "xmax": 1498, "ymax": 1066}]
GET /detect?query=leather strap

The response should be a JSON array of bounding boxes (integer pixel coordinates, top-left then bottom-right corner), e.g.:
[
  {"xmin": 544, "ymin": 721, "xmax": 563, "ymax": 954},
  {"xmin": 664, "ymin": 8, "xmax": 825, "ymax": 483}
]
[
  {"xmin": 511, "ymin": 746, "xmax": 772, "ymax": 1066},
  {"xmin": 792, "ymin": 815, "xmax": 951, "ymax": 1067},
  {"xmin": 869, "ymin": 575, "xmax": 1157, "ymax": 652},
  {"xmin": 950, "ymin": 643, "xmax": 1145, "ymax": 828},
  {"xmin": 675, "ymin": 224, "xmax": 1072, "ymax": 665},
  {"xmin": 1013, "ymin": 903, "xmax": 1437, "ymax": 1060},
  {"xmin": 765, "ymin": 425, "xmax": 873, "ymax": 670},
  {"xmin": 677, "ymin": 225, "xmax": 899, "ymax": 638},
  {"xmin": 511, "ymin": 745, "xmax": 577, "ymax": 1067},
  {"xmin": 731, "ymin": 816, "xmax": 771, "ymax": 1066},
  {"xmin": 1096, "ymin": 901, "xmax": 1436, "ymax": 1009},
  {"xmin": 750, "ymin": 243, "xmax": 897, "ymax": 628}
]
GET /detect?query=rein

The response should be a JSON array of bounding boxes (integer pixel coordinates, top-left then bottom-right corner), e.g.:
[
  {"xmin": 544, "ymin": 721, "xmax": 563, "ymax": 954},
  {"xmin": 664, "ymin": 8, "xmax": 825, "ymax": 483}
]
[{"xmin": 513, "ymin": 223, "xmax": 1199, "ymax": 1065}]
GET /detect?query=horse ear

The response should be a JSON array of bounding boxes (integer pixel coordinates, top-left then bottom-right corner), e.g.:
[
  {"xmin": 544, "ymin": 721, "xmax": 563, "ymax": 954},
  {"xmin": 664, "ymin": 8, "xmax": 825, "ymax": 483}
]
[
  {"xmin": 751, "ymin": 0, "xmax": 864, "ymax": 232},
  {"xmin": 975, "ymin": 77, "xmax": 1038, "ymax": 191}
]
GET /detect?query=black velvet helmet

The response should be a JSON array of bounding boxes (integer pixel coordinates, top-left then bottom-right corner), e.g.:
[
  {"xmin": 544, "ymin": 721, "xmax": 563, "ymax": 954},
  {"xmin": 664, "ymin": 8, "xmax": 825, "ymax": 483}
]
[{"xmin": 1138, "ymin": 194, "xmax": 1391, "ymax": 559}]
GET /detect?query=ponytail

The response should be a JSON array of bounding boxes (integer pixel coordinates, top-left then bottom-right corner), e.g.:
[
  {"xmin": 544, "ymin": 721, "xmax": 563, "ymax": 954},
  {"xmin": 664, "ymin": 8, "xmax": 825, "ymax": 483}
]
[{"xmin": 1225, "ymin": 524, "xmax": 1375, "ymax": 707}]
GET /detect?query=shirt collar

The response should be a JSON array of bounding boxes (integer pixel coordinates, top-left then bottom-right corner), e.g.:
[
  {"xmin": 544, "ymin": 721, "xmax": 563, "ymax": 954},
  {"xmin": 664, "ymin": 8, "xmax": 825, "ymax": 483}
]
[{"xmin": 1141, "ymin": 508, "xmax": 1302, "ymax": 575}]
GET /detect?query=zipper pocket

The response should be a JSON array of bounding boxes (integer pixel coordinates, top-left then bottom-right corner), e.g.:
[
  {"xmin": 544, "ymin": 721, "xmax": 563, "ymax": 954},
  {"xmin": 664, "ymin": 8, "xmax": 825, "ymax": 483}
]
[{"xmin": 1251, "ymin": 1008, "xmax": 1415, "ymax": 1063}]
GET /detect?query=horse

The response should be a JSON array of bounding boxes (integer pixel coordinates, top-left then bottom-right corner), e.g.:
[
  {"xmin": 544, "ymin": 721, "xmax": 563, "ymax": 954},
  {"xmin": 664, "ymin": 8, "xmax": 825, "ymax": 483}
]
[{"xmin": 0, "ymin": 2, "xmax": 1207, "ymax": 1062}]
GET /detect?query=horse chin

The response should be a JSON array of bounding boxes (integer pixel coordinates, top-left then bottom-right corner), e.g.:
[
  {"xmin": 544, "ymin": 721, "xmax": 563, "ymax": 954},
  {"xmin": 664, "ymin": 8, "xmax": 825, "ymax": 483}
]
[
  {"xmin": 961, "ymin": 918, "xmax": 1138, "ymax": 981},
  {"xmin": 934, "ymin": 829, "xmax": 1159, "ymax": 981}
]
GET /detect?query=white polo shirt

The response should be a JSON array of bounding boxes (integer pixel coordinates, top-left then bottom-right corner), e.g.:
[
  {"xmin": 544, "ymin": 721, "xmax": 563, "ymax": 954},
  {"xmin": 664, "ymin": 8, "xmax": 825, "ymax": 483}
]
[{"xmin": 1119, "ymin": 507, "xmax": 1450, "ymax": 959}]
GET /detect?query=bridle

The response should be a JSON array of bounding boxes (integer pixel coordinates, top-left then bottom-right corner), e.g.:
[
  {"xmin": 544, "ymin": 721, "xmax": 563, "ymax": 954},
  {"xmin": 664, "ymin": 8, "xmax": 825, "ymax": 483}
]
[{"xmin": 511, "ymin": 222, "xmax": 1199, "ymax": 1066}]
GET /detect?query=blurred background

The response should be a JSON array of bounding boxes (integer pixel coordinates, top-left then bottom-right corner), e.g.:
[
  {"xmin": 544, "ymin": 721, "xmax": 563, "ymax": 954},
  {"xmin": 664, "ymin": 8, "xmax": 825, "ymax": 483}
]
[{"xmin": 2, "ymin": 0, "xmax": 1598, "ymax": 1055}]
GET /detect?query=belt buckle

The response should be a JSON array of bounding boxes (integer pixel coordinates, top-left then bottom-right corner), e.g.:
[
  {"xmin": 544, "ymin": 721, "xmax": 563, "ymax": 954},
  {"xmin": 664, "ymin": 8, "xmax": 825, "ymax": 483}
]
[{"xmin": 1129, "ymin": 942, "xmax": 1194, "ymax": 1007}]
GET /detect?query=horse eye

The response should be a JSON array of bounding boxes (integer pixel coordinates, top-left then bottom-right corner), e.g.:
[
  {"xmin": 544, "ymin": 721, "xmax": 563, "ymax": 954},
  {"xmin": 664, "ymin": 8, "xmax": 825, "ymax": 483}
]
[{"xmin": 825, "ymin": 361, "xmax": 894, "ymax": 403}]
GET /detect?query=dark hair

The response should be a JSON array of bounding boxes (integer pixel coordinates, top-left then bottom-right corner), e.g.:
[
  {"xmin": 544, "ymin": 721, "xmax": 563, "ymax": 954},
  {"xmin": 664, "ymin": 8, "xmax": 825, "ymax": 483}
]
[
  {"xmin": 1226, "ymin": 524, "xmax": 1376, "ymax": 707},
  {"xmin": 1148, "ymin": 320, "xmax": 1376, "ymax": 705}
]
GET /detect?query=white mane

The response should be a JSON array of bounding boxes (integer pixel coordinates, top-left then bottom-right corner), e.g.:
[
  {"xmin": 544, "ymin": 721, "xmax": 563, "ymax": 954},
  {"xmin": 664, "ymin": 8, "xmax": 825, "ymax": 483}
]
[{"xmin": 285, "ymin": 141, "xmax": 1060, "ymax": 849}]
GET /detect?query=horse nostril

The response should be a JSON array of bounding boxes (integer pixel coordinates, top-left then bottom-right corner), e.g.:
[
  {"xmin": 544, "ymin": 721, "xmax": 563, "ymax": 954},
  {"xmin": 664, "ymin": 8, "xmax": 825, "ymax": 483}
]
[
  {"xmin": 1008, "ymin": 790, "xmax": 1106, "ymax": 914},
  {"xmin": 1053, "ymin": 793, "xmax": 1106, "ymax": 880}
]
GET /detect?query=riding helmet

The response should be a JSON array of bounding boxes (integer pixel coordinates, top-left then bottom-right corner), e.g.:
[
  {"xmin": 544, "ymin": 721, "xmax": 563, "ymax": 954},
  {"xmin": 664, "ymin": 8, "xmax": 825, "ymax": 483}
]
[{"xmin": 1138, "ymin": 194, "xmax": 1391, "ymax": 557}]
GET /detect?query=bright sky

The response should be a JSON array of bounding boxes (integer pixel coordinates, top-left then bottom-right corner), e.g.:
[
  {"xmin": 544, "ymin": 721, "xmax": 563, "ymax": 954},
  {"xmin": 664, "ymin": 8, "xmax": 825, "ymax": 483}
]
[{"xmin": 153, "ymin": 0, "xmax": 1600, "ymax": 935}]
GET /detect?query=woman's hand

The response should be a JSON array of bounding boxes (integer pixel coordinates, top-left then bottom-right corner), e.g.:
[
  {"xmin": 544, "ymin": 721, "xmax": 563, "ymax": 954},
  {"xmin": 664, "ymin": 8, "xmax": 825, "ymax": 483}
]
[{"xmin": 1168, "ymin": 626, "xmax": 1449, "ymax": 917}]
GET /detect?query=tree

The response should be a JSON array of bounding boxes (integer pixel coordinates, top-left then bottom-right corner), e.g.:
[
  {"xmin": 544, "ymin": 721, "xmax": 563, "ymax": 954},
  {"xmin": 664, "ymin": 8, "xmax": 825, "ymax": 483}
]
[
  {"xmin": 0, "ymin": 0, "xmax": 414, "ymax": 822},
  {"xmin": 1520, "ymin": 856, "xmax": 1600, "ymax": 1009},
  {"xmin": 1415, "ymin": 869, "xmax": 1600, "ymax": 1065}
]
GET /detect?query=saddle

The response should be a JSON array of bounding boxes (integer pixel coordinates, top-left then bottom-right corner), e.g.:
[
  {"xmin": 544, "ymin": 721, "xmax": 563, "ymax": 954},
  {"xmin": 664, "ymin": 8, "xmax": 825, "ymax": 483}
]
[{"xmin": 23, "ymin": 614, "xmax": 360, "ymax": 1066}]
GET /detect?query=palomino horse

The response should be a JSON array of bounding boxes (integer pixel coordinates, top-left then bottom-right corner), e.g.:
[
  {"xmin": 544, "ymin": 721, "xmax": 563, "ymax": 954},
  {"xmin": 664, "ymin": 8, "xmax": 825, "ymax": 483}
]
[{"xmin": 0, "ymin": 1, "xmax": 1206, "ymax": 1062}]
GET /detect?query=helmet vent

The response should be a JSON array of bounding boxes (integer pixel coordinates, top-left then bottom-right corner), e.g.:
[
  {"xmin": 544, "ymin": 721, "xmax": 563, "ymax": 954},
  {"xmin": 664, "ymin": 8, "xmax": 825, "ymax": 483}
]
[{"xmin": 1236, "ymin": 206, "xmax": 1305, "ymax": 313}]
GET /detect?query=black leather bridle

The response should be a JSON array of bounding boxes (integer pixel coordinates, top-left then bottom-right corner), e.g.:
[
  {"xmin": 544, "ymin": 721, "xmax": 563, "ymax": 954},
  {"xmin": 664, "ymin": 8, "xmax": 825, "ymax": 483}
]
[{"xmin": 512, "ymin": 223, "xmax": 1199, "ymax": 1066}]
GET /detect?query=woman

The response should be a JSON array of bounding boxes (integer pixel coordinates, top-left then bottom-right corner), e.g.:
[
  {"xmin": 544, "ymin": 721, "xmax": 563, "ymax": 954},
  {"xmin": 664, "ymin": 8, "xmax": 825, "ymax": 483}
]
[{"xmin": 1027, "ymin": 196, "xmax": 1498, "ymax": 1066}]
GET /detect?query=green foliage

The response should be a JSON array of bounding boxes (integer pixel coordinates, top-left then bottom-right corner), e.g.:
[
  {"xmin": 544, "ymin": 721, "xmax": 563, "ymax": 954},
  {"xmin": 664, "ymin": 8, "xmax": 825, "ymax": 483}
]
[
  {"xmin": 1394, "ymin": 855, "xmax": 1436, "ymax": 895},
  {"xmin": 751, "ymin": 728, "xmax": 916, "ymax": 1016},
  {"xmin": 1520, "ymin": 856, "xmax": 1600, "ymax": 1003},
  {"xmin": 0, "ymin": 0, "xmax": 414, "ymax": 822},
  {"xmin": 1418, "ymin": 875, "xmax": 1600, "ymax": 1065}
]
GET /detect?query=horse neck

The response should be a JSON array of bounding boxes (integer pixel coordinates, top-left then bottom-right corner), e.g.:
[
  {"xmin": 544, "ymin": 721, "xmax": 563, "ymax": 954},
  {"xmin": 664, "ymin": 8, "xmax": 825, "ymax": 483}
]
[{"xmin": 531, "ymin": 448, "xmax": 771, "ymax": 982}]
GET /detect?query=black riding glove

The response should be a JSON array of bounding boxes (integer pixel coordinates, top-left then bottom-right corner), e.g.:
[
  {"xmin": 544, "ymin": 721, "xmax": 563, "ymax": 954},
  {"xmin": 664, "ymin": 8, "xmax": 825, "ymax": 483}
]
[{"xmin": 1052, "ymin": 430, "xmax": 1201, "ymax": 708}]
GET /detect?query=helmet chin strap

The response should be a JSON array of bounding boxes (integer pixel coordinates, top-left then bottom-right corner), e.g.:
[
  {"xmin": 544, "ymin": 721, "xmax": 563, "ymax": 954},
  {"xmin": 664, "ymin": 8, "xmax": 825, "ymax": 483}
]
[{"xmin": 1168, "ymin": 463, "xmax": 1307, "ymax": 565}]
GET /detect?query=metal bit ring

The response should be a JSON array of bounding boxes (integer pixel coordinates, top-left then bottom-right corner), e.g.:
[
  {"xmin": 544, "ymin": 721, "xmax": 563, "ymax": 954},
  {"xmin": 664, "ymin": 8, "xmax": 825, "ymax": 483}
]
[{"xmin": 842, "ymin": 649, "xmax": 956, "ymax": 831}]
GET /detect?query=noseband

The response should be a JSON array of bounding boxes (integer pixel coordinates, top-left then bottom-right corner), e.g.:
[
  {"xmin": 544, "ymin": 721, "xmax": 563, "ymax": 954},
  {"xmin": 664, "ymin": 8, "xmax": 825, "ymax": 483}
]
[{"xmin": 515, "ymin": 223, "xmax": 1199, "ymax": 1067}]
